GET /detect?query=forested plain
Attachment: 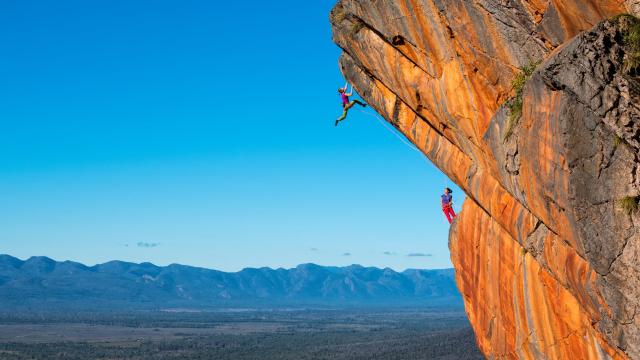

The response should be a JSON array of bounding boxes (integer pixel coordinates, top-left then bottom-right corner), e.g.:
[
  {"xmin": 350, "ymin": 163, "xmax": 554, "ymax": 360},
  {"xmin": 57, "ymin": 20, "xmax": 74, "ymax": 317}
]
[{"xmin": 0, "ymin": 309, "xmax": 483, "ymax": 359}]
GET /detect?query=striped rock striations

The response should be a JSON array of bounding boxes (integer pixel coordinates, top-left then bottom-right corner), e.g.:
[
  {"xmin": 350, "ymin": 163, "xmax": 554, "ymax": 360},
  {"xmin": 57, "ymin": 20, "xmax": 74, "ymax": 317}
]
[{"xmin": 330, "ymin": 1, "xmax": 640, "ymax": 359}]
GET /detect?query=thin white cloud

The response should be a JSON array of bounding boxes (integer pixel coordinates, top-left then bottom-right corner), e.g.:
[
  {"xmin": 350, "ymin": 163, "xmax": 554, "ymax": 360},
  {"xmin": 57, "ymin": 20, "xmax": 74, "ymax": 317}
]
[
  {"xmin": 406, "ymin": 252, "xmax": 432, "ymax": 257},
  {"xmin": 137, "ymin": 242, "xmax": 160, "ymax": 248}
]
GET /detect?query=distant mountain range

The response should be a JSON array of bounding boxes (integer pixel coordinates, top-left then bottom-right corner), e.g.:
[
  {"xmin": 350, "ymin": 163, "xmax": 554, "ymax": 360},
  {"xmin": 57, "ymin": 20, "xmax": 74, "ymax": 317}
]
[{"xmin": 0, "ymin": 254, "xmax": 462, "ymax": 310}]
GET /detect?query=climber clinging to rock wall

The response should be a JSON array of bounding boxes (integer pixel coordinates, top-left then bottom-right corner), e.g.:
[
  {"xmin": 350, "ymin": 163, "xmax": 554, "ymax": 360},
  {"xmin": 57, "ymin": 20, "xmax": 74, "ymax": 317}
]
[
  {"xmin": 335, "ymin": 82, "xmax": 366, "ymax": 126},
  {"xmin": 441, "ymin": 187, "xmax": 456, "ymax": 224}
]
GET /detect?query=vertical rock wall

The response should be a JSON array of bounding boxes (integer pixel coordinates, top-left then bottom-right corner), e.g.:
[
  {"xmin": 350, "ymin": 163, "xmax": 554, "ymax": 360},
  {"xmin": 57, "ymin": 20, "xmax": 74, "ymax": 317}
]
[{"xmin": 331, "ymin": 1, "xmax": 640, "ymax": 358}]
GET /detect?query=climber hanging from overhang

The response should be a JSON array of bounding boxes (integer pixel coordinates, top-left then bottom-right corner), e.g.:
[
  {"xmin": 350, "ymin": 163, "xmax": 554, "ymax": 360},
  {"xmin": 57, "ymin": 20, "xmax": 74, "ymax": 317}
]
[
  {"xmin": 441, "ymin": 187, "xmax": 456, "ymax": 224},
  {"xmin": 335, "ymin": 82, "xmax": 366, "ymax": 126}
]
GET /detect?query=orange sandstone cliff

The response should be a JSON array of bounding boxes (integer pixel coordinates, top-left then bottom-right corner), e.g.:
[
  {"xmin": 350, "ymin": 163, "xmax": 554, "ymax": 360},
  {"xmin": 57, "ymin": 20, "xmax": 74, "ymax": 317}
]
[{"xmin": 330, "ymin": 1, "xmax": 640, "ymax": 359}]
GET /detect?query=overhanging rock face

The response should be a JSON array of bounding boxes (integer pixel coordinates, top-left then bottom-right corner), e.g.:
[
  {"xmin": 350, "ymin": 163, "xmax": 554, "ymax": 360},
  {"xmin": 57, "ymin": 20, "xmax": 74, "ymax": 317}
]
[{"xmin": 330, "ymin": 1, "xmax": 640, "ymax": 358}]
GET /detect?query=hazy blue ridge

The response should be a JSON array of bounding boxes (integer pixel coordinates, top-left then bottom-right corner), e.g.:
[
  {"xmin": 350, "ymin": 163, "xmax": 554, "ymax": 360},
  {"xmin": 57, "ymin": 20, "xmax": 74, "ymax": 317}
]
[{"xmin": 0, "ymin": 254, "xmax": 462, "ymax": 310}]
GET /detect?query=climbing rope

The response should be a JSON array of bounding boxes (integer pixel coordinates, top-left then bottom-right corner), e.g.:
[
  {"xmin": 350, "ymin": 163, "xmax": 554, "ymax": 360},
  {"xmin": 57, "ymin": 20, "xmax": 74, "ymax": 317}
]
[
  {"xmin": 357, "ymin": 107, "xmax": 452, "ymax": 188},
  {"xmin": 356, "ymin": 107, "xmax": 459, "ymax": 221},
  {"xmin": 357, "ymin": 108, "xmax": 423, "ymax": 155}
]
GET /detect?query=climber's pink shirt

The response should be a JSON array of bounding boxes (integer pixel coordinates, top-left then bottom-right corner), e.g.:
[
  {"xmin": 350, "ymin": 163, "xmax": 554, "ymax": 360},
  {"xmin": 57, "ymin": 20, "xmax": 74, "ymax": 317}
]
[{"xmin": 341, "ymin": 93, "xmax": 349, "ymax": 105}]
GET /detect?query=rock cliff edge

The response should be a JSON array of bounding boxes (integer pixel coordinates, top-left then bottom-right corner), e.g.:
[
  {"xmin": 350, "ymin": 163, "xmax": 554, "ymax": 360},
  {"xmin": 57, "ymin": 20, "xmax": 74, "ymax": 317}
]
[{"xmin": 330, "ymin": 1, "xmax": 640, "ymax": 358}]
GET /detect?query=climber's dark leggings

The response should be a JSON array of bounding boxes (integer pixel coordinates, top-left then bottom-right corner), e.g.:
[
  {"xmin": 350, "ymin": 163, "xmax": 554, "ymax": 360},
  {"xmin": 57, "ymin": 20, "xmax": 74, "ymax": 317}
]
[{"xmin": 337, "ymin": 100, "xmax": 366, "ymax": 121}]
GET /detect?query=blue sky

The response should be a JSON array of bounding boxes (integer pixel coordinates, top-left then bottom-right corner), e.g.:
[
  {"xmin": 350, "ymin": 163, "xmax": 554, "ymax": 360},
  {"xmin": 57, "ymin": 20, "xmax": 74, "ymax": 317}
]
[{"xmin": 0, "ymin": 0, "xmax": 462, "ymax": 271}]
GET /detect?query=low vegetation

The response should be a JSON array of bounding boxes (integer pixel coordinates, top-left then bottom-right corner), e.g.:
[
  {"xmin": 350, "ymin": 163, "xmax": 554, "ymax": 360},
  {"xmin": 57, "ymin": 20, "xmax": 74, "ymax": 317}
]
[
  {"xmin": 0, "ymin": 309, "xmax": 483, "ymax": 360},
  {"xmin": 330, "ymin": 6, "xmax": 346, "ymax": 24},
  {"xmin": 613, "ymin": 134, "xmax": 633, "ymax": 150},
  {"xmin": 351, "ymin": 18, "xmax": 366, "ymax": 36},
  {"xmin": 504, "ymin": 60, "xmax": 538, "ymax": 140},
  {"xmin": 331, "ymin": 6, "xmax": 365, "ymax": 37},
  {"xmin": 618, "ymin": 195, "xmax": 640, "ymax": 215},
  {"xmin": 614, "ymin": 134, "xmax": 624, "ymax": 148},
  {"xmin": 617, "ymin": 14, "xmax": 640, "ymax": 74}
]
